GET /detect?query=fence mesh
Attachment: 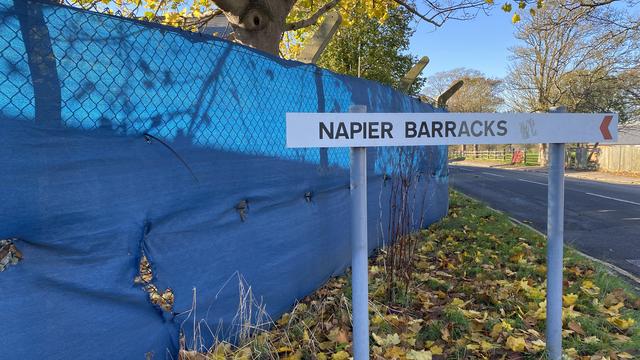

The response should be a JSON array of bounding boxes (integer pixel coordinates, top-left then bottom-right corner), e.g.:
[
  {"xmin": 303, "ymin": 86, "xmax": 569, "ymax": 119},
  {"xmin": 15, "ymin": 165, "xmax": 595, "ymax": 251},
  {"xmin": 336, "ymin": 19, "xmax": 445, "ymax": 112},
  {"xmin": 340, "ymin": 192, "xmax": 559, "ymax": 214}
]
[{"xmin": 1, "ymin": 0, "xmax": 446, "ymax": 172}]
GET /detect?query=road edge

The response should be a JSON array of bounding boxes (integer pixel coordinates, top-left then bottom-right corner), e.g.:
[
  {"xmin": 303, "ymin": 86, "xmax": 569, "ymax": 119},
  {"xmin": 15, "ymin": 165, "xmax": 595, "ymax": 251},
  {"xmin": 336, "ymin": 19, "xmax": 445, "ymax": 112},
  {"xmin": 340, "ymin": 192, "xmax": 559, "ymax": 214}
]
[
  {"xmin": 454, "ymin": 190, "xmax": 640, "ymax": 288},
  {"xmin": 449, "ymin": 161, "xmax": 640, "ymax": 186}
]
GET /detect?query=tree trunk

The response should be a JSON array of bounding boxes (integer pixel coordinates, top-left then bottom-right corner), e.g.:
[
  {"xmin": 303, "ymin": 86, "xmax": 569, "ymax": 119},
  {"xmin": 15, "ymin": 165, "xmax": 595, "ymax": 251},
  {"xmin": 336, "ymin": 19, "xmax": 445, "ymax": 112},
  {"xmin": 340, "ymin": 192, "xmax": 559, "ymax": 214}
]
[
  {"xmin": 538, "ymin": 143, "xmax": 547, "ymax": 166},
  {"xmin": 214, "ymin": 0, "xmax": 294, "ymax": 55},
  {"xmin": 588, "ymin": 143, "xmax": 599, "ymax": 163}
]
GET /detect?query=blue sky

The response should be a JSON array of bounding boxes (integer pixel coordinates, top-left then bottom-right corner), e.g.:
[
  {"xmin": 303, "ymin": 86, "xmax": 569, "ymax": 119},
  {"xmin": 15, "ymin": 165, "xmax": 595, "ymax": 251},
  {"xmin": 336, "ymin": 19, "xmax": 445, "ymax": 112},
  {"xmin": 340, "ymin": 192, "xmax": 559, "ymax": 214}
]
[{"xmin": 408, "ymin": 8, "xmax": 519, "ymax": 79}]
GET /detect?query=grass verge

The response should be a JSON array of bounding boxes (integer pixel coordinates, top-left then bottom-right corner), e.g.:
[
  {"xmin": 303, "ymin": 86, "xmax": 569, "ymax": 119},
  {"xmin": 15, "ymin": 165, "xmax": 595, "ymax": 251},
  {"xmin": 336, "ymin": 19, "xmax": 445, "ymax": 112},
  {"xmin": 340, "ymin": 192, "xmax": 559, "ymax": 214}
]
[{"xmin": 196, "ymin": 190, "xmax": 639, "ymax": 360}]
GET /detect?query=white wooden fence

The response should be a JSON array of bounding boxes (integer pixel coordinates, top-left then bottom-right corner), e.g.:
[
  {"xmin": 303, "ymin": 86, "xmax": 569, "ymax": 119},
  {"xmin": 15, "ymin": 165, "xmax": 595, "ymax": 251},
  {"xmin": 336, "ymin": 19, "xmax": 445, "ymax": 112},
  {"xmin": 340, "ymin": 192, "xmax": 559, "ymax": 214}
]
[{"xmin": 598, "ymin": 145, "xmax": 640, "ymax": 174}]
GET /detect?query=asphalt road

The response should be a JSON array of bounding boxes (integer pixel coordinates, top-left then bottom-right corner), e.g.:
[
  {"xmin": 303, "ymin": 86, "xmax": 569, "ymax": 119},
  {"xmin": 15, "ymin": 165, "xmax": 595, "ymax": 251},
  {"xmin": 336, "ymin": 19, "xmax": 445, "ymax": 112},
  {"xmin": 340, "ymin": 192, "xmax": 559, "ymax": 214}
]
[{"xmin": 449, "ymin": 164, "xmax": 640, "ymax": 277}]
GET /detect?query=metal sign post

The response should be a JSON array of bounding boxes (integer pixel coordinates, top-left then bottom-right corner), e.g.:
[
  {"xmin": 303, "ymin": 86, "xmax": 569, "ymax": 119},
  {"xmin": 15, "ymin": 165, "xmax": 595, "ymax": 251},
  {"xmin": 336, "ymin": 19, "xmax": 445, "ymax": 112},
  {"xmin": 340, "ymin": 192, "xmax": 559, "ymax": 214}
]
[
  {"xmin": 547, "ymin": 142, "xmax": 565, "ymax": 359},
  {"xmin": 348, "ymin": 106, "xmax": 369, "ymax": 360},
  {"xmin": 350, "ymin": 145, "xmax": 368, "ymax": 360},
  {"xmin": 285, "ymin": 110, "xmax": 617, "ymax": 360},
  {"xmin": 546, "ymin": 106, "xmax": 567, "ymax": 359}
]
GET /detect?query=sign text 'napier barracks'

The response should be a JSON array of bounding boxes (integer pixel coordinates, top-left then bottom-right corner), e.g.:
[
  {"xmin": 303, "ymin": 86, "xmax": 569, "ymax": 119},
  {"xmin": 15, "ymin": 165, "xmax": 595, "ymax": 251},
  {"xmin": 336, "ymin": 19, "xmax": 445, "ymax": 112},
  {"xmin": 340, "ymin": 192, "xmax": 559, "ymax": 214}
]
[{"xmin": 286, "ymin": 113, "xmax": 618, "ymax": 148}]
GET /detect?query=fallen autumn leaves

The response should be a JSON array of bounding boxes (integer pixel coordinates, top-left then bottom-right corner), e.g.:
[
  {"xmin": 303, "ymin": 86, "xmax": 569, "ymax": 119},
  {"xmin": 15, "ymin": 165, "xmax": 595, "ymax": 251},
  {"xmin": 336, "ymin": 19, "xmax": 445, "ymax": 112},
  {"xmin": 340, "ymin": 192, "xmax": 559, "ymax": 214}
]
[{"xmin": 188, "ymin": 191, "xmax": 639, "ymax": 360}]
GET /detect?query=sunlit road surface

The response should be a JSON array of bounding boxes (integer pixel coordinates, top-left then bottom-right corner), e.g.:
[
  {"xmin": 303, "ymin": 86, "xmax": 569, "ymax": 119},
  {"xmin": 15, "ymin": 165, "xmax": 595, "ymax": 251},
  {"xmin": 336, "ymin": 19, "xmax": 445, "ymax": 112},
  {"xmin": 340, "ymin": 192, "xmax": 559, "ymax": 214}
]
[{"xmin": 449, "ymin": 164, "xmax": 640, "ymax": 277}]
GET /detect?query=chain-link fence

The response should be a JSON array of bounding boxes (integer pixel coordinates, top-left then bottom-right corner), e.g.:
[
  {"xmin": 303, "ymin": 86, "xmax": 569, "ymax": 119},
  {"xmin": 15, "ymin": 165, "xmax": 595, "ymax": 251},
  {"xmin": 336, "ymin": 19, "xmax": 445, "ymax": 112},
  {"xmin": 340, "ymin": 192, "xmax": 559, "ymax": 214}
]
[
  {"xmin": 2, "ymin": 0, "xmax": 449, "ymax": 172},
  {"xmin": 0, "ymin": 1, "xmax": 449, "ymax": 358}
]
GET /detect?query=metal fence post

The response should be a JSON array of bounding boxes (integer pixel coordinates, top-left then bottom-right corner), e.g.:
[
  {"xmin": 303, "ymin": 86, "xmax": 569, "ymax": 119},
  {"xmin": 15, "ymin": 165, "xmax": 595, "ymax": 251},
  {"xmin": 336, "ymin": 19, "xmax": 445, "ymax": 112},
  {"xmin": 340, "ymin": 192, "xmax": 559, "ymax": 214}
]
[
  {"xmin": 546, "ymin": 107, "xmax": 566, "ymax": 360},
  {"xmin": 349, "ymin": 105, "xmax": 369, "ymax": 360}
]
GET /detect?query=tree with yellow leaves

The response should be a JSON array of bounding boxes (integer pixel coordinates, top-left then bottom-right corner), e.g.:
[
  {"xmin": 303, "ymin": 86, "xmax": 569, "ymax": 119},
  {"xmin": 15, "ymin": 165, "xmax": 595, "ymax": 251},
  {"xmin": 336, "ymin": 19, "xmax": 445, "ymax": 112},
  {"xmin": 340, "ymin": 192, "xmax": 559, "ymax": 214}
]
[{"xmin": 62, "ymin": 0, "xmax": 555, "ymax": 57}]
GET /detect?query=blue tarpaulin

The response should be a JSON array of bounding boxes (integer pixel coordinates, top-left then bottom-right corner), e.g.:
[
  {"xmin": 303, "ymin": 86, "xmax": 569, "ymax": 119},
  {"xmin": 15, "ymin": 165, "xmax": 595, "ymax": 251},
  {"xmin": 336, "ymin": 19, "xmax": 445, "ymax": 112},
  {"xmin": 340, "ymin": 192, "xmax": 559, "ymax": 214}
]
[{"xmin": 0, "ymin": 1, "xmax": 448, "ymax": 358}]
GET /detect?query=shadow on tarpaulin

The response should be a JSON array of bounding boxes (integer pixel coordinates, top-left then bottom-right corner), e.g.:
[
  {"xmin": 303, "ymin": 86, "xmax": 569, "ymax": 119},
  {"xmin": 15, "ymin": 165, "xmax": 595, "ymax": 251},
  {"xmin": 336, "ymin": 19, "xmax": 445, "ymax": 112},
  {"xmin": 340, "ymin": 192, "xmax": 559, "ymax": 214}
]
[{"xmin": 0, "ymin": 0, "xmax": 449, "ymax": 358}]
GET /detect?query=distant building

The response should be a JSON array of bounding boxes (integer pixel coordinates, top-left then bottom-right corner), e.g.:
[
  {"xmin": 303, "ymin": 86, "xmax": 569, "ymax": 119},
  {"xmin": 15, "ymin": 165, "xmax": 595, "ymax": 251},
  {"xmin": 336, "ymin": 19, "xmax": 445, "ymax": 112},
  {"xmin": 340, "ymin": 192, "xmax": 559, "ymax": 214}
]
[
  {"xmin": 615, "ymin": 124, "xmax": 640, "ymax": 146},
  {"xmin": 197, "ymin": 13, "xmax": 233, "ymax": 39},
  {"xmin": 597, "ymin": 123, "xmax": 640, "ymax": 174}
]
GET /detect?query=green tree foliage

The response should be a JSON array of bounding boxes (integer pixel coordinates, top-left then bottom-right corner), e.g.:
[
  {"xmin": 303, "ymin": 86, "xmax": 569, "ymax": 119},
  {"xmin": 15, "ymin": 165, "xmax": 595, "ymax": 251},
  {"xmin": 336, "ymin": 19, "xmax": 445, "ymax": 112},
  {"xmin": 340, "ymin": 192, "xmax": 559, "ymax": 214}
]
[
  {"xmin": 560, "ymin": 70, "xmax": 640, "ymax": 125},
  {"xmin": 317, "ymin": 6, "xmax": 424, "ymax": 95}
]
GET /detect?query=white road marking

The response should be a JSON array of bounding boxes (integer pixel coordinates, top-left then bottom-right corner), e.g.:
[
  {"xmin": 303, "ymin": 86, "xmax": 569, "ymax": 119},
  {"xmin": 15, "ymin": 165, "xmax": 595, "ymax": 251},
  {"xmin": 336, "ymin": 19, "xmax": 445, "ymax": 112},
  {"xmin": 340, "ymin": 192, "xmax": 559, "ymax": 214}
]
[
  {"xmin": 482, "ymin": 172, "xmax": 505, "ymax": 178},
  {"xmin": 518, "ymin": 178, "xmax": 548, "ymax": 186},
  {"xmin": 585, "ymin": 192, "xmax": 640, "ymax": 206},
  {"xmin": 626, "ymin": 259, "xmax": 640, "ymax": 268},
  {"xmin": 622, "ymin": 218, "xmax": 640, "ymax": 221},
  {"xmin": 597, "ymin": 209, "xmax": 616, "ymax": 213},
  {"xmin": 455, "ymin": 167, "xmax": 473, "ymax": 172}
]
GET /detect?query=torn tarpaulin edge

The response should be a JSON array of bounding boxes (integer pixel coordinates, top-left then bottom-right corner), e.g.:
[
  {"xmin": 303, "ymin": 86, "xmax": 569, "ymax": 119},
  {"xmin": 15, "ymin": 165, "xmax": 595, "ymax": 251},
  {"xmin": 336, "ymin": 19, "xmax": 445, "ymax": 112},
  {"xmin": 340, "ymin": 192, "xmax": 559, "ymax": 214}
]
[{"xmin": 0, "ymin": 238, "xmax": 22, "ymax": 272}]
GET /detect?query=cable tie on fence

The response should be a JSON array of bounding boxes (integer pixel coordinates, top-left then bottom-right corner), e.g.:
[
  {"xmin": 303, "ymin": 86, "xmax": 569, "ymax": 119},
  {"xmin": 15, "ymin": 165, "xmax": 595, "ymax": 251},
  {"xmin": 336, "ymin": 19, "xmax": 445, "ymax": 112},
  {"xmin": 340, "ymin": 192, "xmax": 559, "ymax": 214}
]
[
  {"xmin": 304, "ymin": 191, "xmax": 313, "ymax": 203},
  {"xmin": 235, "ymin": 200, "xmax": 249, "ymax": 222},
  {"xmin": 383, "ymin": 173, "xmax": 391, "ymax": 186}
]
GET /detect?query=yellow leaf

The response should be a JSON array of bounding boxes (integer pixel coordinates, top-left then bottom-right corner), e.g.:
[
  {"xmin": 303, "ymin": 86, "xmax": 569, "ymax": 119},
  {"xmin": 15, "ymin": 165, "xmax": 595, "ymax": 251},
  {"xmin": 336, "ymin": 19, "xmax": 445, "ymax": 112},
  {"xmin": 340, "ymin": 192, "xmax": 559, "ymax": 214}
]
[
  {"xmin": 580, "ymin": 280, "xmax": 600, "ymax": 296},
  {"xmin": 505, "ymin": 336, "xmax": 526, "ymax": 352},
  {"xmin": 283, "ymin": 351, "xmax": 302, "ymax": 360},
  {"xmin": 618, "ymin": 352, "xmax": 634, "ymax": 359},
  {"xmin": 501, "ymin": 320, "xmax": 513, "ymax": 331},
  {"xmin": 490, "ymin": 323, "xmax": 503, "ymax": 338},
  {"xmin": 387, "ymin": 333, "xmax": 401, "ymax": 345},
  {"xmin": 583, "ymin": 336, "xmax": 600, "ymax": 344},
  {"xmin": 462, "ymin": 309, "xmax": 482, "ymax": 319},
  {"xmin": 607, "ymin": 316, "xmax": 635, "ymax": 330},
  {"xmin": 372, "ymin": 332, "xmax": 384, "ymax": 346},
  {"xmin": 480, "ymin": 340, "xmax": 495, "ymax": 352},
  {"xmin": 509, "ymin": 252, "xmax": 524, "ymax": 263},
  {"xmin": 429, "ymin": 345, "xmax": 443, "ymax": 355},
  {"xmin": 534, "ymin": 300, "xmax": 547, "ymax": 320},
  {"xmin": 466, "ymin": 343, "xmax": 480, "ymax": 351},
  {"xmin": 372, "ymin": 332, "xmax": 400, "ymax": 347},
  {"xmin": 407, "ymin": 350, "xmax": 432, "ymax": 360},
  {"xmin": 563, "ymin": 293, "xmax": 578, "ymax": 306},
  {"xmin": 440, "ymin": 326, "xmax": 450, "ymax": 342},
  {"xmin": 562, "ymin": 305, "xmax": 582, "ymax": 322},
  {"xmin": 603, "ymin": 302, "xmax": 625, "ymax": 316},
  {"xmin": 529, "ymin": 339, "xmax": 546, "ymax": 352},
  {"xmin": 384, "ymin": 346, "xmax": 405, "ymax": 359},
  {"xmin": 234, "ymin": 347, "xmax": 252, "ymax": 360},
  {"xmin": 565, "ymin": 348, "xmax": 578, "ymax": 358},
  {"xmin": 331, "ymin": 351, "xmax": 350, "ymax": 360},
  {"xmin": 277, "ymin": 346, "xmax": 293, "ymax": 354},
  {"xmin": 512, "ymin": 13, "xmax": 521, "ymax": 23}
]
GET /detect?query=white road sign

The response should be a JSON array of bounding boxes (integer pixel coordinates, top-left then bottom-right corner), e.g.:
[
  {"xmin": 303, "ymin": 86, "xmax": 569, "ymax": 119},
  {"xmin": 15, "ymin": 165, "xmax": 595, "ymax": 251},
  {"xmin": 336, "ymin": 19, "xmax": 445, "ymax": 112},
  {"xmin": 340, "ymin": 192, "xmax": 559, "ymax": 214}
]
[{"xmin": 285, "ymin": 112, "xmax": 618, "ymax": 148}]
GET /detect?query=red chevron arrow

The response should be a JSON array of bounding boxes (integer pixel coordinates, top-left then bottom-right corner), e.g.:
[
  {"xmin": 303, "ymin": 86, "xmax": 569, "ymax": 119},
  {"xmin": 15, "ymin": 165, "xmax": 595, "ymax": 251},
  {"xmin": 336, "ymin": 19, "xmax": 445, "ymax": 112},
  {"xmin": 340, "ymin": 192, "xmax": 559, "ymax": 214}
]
[{"xmin": 600, "ymin": 115, "xmax": 613, "ymax": 140}]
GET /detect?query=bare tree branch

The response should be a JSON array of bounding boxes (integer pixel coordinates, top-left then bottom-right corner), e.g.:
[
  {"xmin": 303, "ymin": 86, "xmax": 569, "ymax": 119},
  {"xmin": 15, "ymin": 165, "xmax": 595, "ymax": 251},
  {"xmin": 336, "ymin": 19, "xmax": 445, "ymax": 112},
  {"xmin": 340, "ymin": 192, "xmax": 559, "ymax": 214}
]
[
  {"xmin": 185, "ymin": 9, "xmax": 225, "ymax": 29},
  {"xmin": 285, "ymin": 0, "xmax": 340, "ymax": 31},
  {"xmin": 578, "ymin": 0, "xmax": 617, "ymax": 7},
  {"xmin": 393, "ymin": 0, "xmax": 488, "ymax": 27},
  {"xmin": 211, "ymin": 0, "xmax": 249, "ymax": 14}
]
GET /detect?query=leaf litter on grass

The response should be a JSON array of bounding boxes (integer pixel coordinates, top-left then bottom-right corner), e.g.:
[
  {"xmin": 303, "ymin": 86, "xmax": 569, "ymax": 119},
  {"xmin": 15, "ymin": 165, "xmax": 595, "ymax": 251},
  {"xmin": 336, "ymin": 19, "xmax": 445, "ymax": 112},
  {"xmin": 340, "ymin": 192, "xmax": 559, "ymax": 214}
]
[{"xmin": 197, "ymin": 191, "xmax": 639, "ymax": 360}]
